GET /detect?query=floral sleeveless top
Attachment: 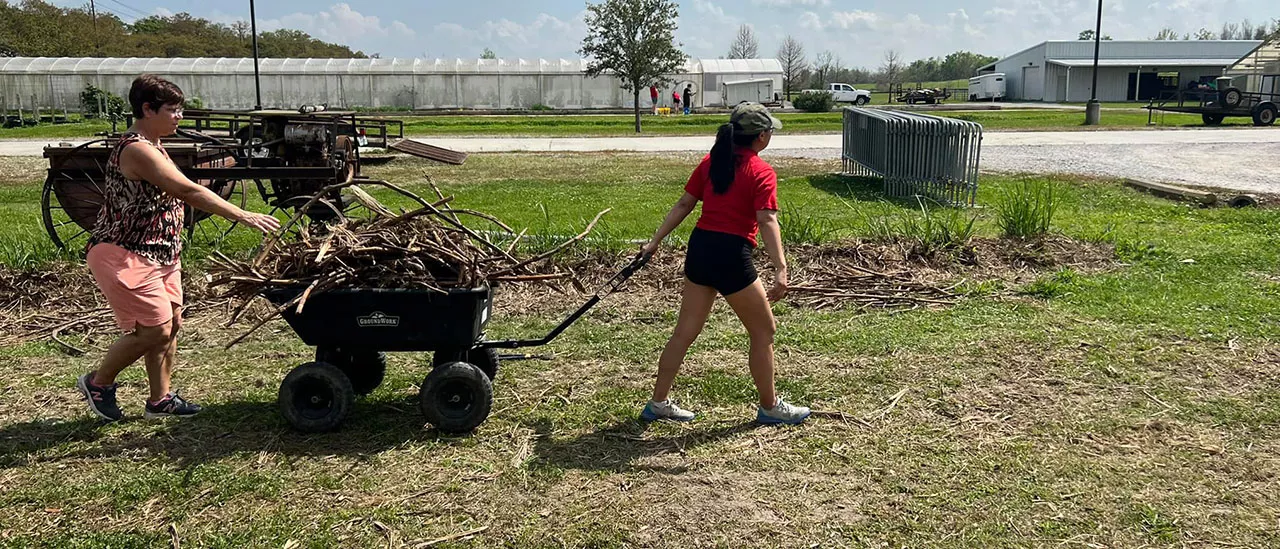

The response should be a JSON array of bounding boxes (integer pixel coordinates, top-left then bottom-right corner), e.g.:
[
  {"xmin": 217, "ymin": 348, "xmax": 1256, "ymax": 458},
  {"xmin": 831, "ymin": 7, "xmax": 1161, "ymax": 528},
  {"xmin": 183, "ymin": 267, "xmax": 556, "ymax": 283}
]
[{"xmin": 89, "ymin": 132, "xmax": 184, "ymax": 265}]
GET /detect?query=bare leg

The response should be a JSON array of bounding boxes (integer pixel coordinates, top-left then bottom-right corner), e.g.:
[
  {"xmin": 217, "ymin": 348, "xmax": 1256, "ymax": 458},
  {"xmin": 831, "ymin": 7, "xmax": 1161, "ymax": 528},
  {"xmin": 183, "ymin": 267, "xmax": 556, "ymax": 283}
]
[
  {"xmin": 651, "ymin": 279, "xmax": 718, "ymax": 402},
  {"xmin": 92, "ymin": 322, "xmax": 172, "ymax": 388},
  {"xmin": 145, "ymin": 304, "xmax": 181, "ymax": 402},
  {"xmin": 723, "ymin": 280, "xmax": 778, "ymax": 409}
]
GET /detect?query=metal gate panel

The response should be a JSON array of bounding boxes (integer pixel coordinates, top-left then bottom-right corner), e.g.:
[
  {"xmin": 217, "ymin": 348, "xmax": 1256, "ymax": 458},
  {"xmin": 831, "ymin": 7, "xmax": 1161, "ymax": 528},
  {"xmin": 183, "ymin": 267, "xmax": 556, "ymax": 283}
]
[{"xmin": 840, "ymin": 107, "xmax": 982, "ymax": 206}]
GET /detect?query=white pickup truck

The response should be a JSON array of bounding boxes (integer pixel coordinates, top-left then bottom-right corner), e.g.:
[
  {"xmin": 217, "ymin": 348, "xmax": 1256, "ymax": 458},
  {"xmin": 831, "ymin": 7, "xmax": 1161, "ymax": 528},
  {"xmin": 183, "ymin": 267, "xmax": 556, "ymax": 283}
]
[{"xmin": 801, "ymin": 83, "xmax": 872, "ymax": 105}]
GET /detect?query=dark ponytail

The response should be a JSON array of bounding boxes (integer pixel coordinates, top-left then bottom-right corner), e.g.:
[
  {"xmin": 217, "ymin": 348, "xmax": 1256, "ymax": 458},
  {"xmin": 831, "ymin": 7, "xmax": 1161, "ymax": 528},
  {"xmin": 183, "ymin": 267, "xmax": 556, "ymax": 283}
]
[
  {"xmin": 709, "ymin": 123, "xmax": 736, "ymax": 194},
  {"xmin": 709, "ymin": 123, "xmax": 765, "ymax": 195}
]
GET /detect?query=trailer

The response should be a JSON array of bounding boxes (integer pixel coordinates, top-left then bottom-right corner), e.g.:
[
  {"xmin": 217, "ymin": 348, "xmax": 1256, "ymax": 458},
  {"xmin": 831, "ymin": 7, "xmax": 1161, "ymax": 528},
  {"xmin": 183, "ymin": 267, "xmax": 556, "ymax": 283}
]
[
  {"xmin": 968, "ymin": 73, "xmax": 1006, "ymax": 101},
  {"xmin": 1145, "ymin": 75, "xmax": 1278, "ymax": 126},
  {"xmin": 721, "ymin": 78, "xmax": 777, "ymax": 106},
  {"xmin": 1147, "ymin": 37, "xmax": 1280, "ymax": 126}
]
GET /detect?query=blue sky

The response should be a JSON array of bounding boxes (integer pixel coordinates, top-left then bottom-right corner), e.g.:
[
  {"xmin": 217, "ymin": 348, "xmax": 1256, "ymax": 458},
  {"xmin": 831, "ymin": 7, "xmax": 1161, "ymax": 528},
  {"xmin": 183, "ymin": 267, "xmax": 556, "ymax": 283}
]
[{"xmin": 58, "ymin": 0, "xmax": 1275, "ymax": 64}]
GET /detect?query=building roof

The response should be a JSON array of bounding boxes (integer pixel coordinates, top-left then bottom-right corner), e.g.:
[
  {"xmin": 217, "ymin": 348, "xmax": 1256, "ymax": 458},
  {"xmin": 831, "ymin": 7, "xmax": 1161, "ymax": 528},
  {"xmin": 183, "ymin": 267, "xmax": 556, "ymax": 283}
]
[
  {"xmin": 1047, "ymin": 58, "xmax": 1242, "ymax": 68},
  {"xmin": 694, "ymin": 59, "xmax": 783, "ymax": 73},
  {"xmin": 0, "ymin": 57, "xmax": 783, "ymax": 75},
  {"xmin": 978, "ymin": 40, "xmax": 1262, "ymax": 72}
]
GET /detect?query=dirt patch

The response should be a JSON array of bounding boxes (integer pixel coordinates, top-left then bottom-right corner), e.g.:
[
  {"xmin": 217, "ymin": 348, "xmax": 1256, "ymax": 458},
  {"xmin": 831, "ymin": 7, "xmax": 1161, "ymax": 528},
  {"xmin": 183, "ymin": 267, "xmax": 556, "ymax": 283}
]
[
  {"xmin": 0, "ymin": 236, "xmax": 1116, "ymax": 350},
  {"xmin": 495, "ymin": 235, "xmax": 1116, "ymax": 315},
  {"xmin": 0, "ymin": 262, "xmax": 226, "ymax": 351}
]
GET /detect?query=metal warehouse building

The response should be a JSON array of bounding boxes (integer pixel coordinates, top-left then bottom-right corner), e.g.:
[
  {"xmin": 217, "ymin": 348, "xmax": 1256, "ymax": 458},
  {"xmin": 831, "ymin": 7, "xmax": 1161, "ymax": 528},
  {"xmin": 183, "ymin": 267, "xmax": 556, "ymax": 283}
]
[
  {"xmin": 979, "ymin": 40, "xmax": 1261, "ymax": 102},
  {"xmin": 0, "ymin": 57, "xmax": 782, "ymax": 111}
]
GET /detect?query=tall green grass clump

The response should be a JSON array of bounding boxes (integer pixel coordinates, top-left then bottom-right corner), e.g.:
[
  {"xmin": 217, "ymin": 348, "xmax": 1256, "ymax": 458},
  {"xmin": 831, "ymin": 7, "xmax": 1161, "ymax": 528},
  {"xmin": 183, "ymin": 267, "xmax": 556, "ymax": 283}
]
[
  {"xmin": 779, "ymin": 208, "xmax": 836, "ymax": 245},
  {"xmin": 996, "ymin": 179, "xmax": 1056, "ymax": 238},
  {"xmin": 862, "ymin": 197, "xmax": 977, "ymax": 257}
]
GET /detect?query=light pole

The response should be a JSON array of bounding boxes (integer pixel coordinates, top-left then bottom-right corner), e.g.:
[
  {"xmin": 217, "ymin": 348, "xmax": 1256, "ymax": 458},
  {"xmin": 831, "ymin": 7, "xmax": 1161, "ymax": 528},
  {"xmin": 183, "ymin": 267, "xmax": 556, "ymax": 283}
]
[
  {"xmin": 249, "ymin": 0, "xmax": 262, "ymax": 110},
  {"xmin": 1084, "ymin": 0, "xmax": 1103, "ymax": 125}
]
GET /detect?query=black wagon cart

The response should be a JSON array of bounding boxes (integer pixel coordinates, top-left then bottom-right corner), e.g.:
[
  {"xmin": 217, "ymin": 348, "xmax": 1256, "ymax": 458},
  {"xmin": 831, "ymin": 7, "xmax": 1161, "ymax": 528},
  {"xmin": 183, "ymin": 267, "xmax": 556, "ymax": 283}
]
[{"xmin": 263, "ymin": 254, "xmax": 650, "ymax": 434}]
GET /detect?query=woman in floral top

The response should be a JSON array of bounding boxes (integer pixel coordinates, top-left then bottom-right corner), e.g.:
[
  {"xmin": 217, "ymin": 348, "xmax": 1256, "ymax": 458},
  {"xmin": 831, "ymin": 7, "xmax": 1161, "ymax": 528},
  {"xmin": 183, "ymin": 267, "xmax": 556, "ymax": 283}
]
[{"xmin": 76, "ymin": 75, "xmax": 280, "ymax": 421}]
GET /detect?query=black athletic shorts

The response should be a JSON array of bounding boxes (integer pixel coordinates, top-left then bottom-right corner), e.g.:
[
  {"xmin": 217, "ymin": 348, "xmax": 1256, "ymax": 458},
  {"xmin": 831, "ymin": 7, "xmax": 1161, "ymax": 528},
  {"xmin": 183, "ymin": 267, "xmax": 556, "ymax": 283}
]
[{"xmin": 684, "ymin": 227, "xmax": 758, "ymax": 296}]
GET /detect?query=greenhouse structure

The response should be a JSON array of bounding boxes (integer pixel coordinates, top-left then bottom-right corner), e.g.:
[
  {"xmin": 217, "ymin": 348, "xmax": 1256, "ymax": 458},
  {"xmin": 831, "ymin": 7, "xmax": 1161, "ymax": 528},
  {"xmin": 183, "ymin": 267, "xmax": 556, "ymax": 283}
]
[{"xmin": 0, "ymin": 57, "xmax": 783, "ymax": 111}]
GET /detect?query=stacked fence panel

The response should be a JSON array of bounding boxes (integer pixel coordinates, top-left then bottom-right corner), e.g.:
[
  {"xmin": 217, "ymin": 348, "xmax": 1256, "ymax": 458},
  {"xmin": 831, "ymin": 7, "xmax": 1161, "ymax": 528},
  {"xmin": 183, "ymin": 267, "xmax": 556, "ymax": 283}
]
[{"xmin": 841, "ymin": 107, "xmax": 982, "ymax": 207}]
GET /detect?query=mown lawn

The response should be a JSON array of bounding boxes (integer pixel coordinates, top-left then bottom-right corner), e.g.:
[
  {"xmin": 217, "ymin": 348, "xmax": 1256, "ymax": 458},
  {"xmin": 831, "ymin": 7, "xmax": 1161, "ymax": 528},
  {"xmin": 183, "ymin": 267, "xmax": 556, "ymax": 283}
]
[{"xmin": 1, "ymin": 153, "xmax": 1279, "ymax": 547}]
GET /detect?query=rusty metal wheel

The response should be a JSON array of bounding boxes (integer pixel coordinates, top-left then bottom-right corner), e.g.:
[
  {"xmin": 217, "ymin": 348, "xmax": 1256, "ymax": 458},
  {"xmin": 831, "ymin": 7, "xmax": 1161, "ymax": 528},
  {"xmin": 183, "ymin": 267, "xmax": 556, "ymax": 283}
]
[
  {"xmin": 41, "ymin": 172, "xmax": 101, "ymax": 252},
  {"xmin": 185, "ymin": 179, "xmax": 245, "ymax": 247},
  {"xmin": 42, "ymin": 140, "xmax": 111, "ymax": 251}
]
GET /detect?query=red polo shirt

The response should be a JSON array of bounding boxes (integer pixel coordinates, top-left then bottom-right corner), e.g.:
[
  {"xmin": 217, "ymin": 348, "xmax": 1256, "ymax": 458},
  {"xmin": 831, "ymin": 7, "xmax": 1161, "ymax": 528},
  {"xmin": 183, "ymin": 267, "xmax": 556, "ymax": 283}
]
[{"xmin": 683, "ymin": 148, "xmax": 779, "ymax": 247}]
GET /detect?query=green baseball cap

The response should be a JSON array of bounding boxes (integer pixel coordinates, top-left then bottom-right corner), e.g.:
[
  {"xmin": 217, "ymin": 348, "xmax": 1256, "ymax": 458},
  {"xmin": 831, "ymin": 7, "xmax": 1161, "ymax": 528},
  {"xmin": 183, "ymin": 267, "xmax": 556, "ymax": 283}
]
[{"xmin": 730, "ymin": 102, "xmax": 782, "ymax": 134}]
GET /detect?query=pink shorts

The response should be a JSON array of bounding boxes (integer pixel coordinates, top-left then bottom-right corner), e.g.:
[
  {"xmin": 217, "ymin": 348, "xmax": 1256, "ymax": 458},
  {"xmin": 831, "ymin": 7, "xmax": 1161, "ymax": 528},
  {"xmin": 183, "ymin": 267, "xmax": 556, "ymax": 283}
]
[{"xmin": 87, "ymin": 243, "xmax": 183, "ymax": 332}]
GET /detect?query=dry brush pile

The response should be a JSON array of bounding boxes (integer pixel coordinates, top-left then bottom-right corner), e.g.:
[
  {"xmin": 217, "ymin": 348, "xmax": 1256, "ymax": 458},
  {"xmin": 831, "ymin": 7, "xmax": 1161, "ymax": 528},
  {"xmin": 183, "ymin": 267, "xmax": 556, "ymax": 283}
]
[{"xmin": 207, "ymin": 180, "xmax": 608, "ymax": 346}]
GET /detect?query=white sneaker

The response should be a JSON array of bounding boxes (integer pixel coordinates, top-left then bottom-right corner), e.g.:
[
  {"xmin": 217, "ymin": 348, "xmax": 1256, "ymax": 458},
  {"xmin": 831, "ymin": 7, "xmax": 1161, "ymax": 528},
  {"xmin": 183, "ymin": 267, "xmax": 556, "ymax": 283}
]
[
  {"xmin": 640, "ymin": 399, "xmax": 696, "ymax": 422},
  {"xmin": 756, "ymin": 397, "xmax": 810, "ymax": 425}
]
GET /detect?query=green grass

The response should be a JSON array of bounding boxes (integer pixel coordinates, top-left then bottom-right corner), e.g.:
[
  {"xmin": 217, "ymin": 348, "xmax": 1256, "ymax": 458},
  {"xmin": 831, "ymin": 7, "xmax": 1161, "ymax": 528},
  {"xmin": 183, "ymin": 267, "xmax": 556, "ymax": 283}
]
[
  {"xmin": 3, "ymin": 153, "xmax": 1280, "ymax": 546},
  {"xmin": 3, "ymin": 107, "xmax": 1269, "ymax": 141}
]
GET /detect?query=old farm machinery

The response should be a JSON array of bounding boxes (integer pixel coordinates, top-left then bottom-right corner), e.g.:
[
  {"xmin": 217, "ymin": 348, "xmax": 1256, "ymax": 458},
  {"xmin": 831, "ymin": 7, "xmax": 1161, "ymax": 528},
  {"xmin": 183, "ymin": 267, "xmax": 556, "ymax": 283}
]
[{"xmin": 41, "ymin": 108, "xmax": 467, "ymax": 251}]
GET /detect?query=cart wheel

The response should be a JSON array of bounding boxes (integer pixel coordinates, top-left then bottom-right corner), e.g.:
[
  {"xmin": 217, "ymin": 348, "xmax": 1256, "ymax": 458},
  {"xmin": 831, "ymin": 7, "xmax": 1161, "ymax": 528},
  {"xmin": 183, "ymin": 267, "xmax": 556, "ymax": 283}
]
[
  {"xmin": 42, "ymin": 145, "xmax": 109, "ymax": 252},
  {"xmin": 419, "ymin": 362, "xmax": 493, "ymax": 434},
  {"xmin": 186, "ymin": 179, "xmax": 244, "ymax": 247},
  {"xmin": 1252, "ymin": 104, "xmax": 1277, "ymax": 127},
  {"xmin": 1220, "ymin": 87, "xmax": 1243, "ymax": 109},
  {"xmin": 316, "ymin": 347, "xmax": 387, "ymax": 395},
  {"xmin": 433, "ymin": 348, "xmax": 500, "ymax": 380},
  {"xmin": 278, "ymin": 362, "xmax": 355, "ymax": 433},
  {"xmin": 1201, "ymin": 113, "xmax": 1225, "ymax": 126}
]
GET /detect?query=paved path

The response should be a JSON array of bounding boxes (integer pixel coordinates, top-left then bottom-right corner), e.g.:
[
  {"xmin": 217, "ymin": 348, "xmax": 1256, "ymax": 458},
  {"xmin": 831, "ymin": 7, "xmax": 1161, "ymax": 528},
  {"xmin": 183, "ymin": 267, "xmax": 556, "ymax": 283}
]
[
  {"xmin": 4, "ymin": 128, "xmax": 1277, "ymax": 156},
  {"xmin": 4, "ymin": 128, "xmax": 1277, "ymax": 192}
]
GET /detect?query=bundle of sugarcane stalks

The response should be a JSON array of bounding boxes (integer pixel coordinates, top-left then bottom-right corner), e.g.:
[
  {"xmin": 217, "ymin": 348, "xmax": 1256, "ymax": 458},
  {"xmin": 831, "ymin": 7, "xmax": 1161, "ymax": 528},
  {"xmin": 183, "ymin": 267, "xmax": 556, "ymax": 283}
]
[
  {"xmin": 788, "ymin": 255, "xmax": 959, "ymax": 312},
  {"xmin": 208, "ymin": 179, "xmax": 608, "ymax": 347}
]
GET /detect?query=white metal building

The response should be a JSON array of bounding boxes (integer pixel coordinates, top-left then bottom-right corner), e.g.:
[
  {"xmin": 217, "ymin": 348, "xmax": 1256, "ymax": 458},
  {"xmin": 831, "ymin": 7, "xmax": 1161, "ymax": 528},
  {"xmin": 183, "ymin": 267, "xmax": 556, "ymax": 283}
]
[
  {"xmin": 0, "ymin": 57, "xmax": 783, "ymax": 111},
  {"xmin": 978, "ymin": 40, "xmax": 1262, "ymax": 102}
]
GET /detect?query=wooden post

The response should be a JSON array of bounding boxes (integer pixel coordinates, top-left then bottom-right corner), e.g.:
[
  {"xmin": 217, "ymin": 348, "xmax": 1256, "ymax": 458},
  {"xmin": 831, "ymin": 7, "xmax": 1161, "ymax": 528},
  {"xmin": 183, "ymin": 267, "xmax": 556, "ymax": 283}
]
[{"xmin": 1123, "ymin": 178, "xmax": 1216, "ymax": 206}]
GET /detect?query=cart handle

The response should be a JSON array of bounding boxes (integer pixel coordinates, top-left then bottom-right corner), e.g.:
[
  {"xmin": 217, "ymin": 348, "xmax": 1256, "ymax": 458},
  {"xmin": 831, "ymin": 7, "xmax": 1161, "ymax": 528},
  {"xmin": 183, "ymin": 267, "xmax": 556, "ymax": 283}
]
[{"xmin": 479, "ymin": 252, "xmax": 651, "ymax": 350}]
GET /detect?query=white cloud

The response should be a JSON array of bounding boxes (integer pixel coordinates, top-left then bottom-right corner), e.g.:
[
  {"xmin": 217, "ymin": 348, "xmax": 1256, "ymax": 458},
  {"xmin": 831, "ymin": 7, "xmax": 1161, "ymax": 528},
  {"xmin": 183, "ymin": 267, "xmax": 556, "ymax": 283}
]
[
  {"xmin": 829, "ymin": 10, "xmax": 882, "ymax": 30},
  {"xmin": 753, "ymin": 0, "xmax": 831, "ymax": 7},
  {"xmin": 154, "ymin": 7, "xmax": 174, "ymax": 17},
  {"xmin": 257, "ymin": 3, "xmax": 415, "ymax": 52},
  {"xmin": 429, "ymin": 12, "xmax": 588, "ymax": 59},
  {"xmin": 798, "ymin": 11, "xmax": 825, "ymax": 31}
]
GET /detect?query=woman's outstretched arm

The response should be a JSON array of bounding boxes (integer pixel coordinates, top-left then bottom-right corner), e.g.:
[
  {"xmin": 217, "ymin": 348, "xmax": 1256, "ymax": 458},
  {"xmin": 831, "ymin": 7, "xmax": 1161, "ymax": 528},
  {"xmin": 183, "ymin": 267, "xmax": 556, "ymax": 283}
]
[{"xmin": 641, "ymin": 192, "xmax": 698, "ymax": 256}]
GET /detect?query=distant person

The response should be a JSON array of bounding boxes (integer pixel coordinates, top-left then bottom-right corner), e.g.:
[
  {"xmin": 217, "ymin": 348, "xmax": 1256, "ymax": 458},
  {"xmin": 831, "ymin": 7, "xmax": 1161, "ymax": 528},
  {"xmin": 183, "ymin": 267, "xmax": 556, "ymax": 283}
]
[
  {"xmin": 672, "ymin": 89, "xmax": 682, "ymax": 112},
  {"xmin": 638, "ymin": 102, "xmax": 810, "ymax": 425},
  {"xmin": 75, "ymin": 74, "xmax": 280, "ymax": 422},
  {"xmin": 650, "ymin": 85, "xmax": 660, "ymax": 115},
  {"xmin": 683, "ymin": 84, "xmax": 696, "ymax": 115}
]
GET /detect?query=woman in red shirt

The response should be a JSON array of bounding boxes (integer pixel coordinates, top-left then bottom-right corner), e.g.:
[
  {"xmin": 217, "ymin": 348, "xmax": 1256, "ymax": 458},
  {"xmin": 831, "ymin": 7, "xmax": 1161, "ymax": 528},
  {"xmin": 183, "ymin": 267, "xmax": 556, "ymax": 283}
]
[{"xmin": 639, "ymin": 103, "xmax": 810, "ymax": 425}]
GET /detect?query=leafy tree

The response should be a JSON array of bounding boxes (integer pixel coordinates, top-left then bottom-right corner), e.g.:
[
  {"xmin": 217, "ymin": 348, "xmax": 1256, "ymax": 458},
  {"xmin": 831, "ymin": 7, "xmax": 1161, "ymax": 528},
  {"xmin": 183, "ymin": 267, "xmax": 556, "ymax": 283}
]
[
  {"xmin": 579, "ymin": 0, "xmax": 686, "ymax": 133},
  {"xmin": 0, "ymin": 1, "xmax": 365, "ymax": 57},
  {"xmin": 481, "ymin": 48, "xmax": 497, "ymax": 59},
  {"xmin": 1078, "ymin": 29, "xmax": 1111, "ymax": 41}
]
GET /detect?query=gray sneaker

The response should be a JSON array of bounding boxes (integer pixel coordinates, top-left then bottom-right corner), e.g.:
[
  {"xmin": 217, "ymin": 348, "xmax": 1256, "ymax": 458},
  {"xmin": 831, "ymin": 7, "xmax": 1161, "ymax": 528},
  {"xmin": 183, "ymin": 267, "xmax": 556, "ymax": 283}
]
[
  {"xmin": 756, "ymin": 397, "xmax": 810, "ymax": 425},
  {"xmin": 77, "ymin": 372, "xmax": 123, "ymax": 422},
  {"xmin": 640, "ymin": 399, "xmax": 696, "ymax": 422}
]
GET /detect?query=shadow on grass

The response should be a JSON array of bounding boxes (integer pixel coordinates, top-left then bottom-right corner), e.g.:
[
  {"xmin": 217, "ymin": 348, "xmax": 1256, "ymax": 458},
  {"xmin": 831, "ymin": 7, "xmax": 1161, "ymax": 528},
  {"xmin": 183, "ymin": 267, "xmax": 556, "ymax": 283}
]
[
  {"xmin": 526, "ymin": 417, "xmax": 761, "ymax": 474},
  {"xmin": 0, "ymin": 395, "xmax": 460, "ymax": 468},
  {"xmin": 806, "ymin": 174, "xmax": 919, "ymax": 209}
]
